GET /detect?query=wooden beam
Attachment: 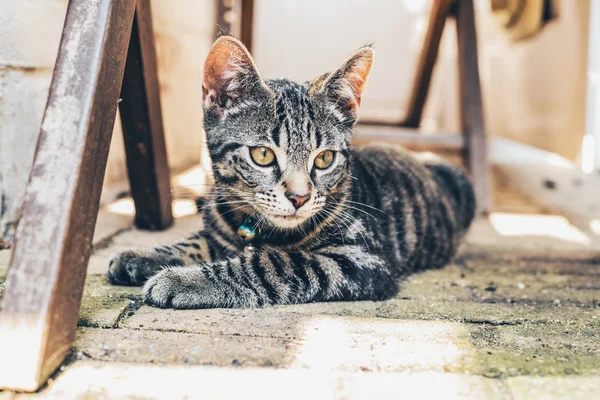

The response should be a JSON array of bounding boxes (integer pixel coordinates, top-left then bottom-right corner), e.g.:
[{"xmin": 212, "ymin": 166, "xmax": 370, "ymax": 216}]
[
  {"xmin": 456, "ymin": 0, "xmax": 491, "ymax": 214},
  {"xmin": 215, "ymin": 0, "xmax": 242, "ymax": 39},
  {"xmin": 119, "ymin": 0, "xmax": 173, "ymax": 231},
  {"xmin": 401, "ymin": 0, "xmax": 454, "ymax": 128},
  {"xmin": 240, "ymin": 0, "xmax": 255, "ymax": 53},
  {"xmin": 0, "ymin": 0, "xmax": 136, "ymax": 391},
  {"xmin": 354, "ymin": 124, "xmax": 464, "ymax": 152}
]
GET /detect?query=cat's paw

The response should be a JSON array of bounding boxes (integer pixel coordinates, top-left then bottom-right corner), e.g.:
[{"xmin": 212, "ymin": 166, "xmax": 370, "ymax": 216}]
[
  {"xmin": 107, "ymin": 251, "xmax": 184, "ymax": 286},
  {"xmin": 144, "ymin": 265, "xmax": 247, "ymax": 309},
  {"xmin": 143, "ymin": 267, "xmax": 210, "ymax": 309}
]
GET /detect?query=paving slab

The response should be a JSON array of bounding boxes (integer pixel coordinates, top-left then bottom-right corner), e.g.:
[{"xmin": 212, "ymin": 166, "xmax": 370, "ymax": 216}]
[
  {"xmin": 125, "ymin": 304, "xmax": 600, "ymax": 353},
  {"xmin": 461, "ymin": 250, "xmax": 600, "ymax": 275},
  {"xmin": 126, "ymin": 313, "xmax": 472, "ymax": 372},
  {"xmin": 4, "ymin": 361, "xmax": 508, "ymax": 400},
  {"xmin": 506, "ymin": 376, "xmax": 600, "ymax": 400},
  {"xmin": 273, "ymin": 298, "xmax": 600, "ymax": 327},
  {"xmin": 123, "ymin": 306, "xmax": 600, "ymax": 378},
  {"xmin": 467, "ymin": 324, "xmax": 600, "ymax": 354},
  {"xmin": 74, "ymin": 327, "xmax": 294, "ymax": 368},
  {"xmin": 401, "ymin": 262, "xmax": 600, "ymax": 307},
  {"xmin": 78, "ymin": 317, "xmax": 477, "ymax": 374},
  {"xmin": 123, "ymin": 294, "xmax": 600, "ymax": 339},
  {"xmin": 449, "ymin": 346, "xmax": 600, "ymax": 378}
]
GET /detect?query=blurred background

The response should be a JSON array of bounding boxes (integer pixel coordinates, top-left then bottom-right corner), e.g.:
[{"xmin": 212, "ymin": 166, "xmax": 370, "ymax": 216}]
[{"xmin": 1, "ymin": 0, "xmax": 599, "ymax": 246}]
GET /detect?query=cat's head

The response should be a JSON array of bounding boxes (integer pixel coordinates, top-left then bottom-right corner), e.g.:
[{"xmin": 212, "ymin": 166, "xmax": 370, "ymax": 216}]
[{"xmin": 202, "ymin": 36, "xmax": 373, "ymax": 229}]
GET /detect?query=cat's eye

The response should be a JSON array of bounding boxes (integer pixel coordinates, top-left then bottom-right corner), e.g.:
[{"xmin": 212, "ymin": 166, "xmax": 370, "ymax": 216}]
[
  {"xmin": 250, "ymin": 146, "xmax": 276, "ymax": 166},
  {"xmin": 314, "ymin": 150, "xmax": 335, "ymax": 169}
]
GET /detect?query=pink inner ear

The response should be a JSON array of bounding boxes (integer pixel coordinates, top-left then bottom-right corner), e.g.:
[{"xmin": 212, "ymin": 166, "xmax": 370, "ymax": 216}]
[
  {"xmin": 338, "ymin": 49, "xmax": 374, "ymax": 95},
  {"xmin": 203, "ymin": 38, "xmax": 254, "ymax": 103},
  {"xmin": 343, "ymin": 57, "xmax": 373, "ymax": 100}
]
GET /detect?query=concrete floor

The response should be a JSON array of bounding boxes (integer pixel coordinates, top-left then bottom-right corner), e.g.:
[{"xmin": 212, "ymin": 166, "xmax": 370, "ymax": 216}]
[{"xmin": 1, "ymin": 214, "xmax": 600, "ymax": 399}]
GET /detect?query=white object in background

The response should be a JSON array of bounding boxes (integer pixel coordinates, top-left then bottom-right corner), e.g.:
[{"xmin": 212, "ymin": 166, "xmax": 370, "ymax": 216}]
[
  {"xmin": 489, "ymin": 137, "xmax": 600, "ymax": 228},
  {"xmin": 582, "ymin": 0, "xmax": 600, "ymax": 173}
]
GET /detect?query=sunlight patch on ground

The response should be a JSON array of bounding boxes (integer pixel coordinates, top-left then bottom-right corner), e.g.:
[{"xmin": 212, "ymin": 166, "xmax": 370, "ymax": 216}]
[
  {"xmin": 107, "ymin": 198, "xmax": 197, "ymax": 219},
  {"xmin": 292, "ymin": 316, "xmax": 468, "ymax": 373},
  {"xmin": 107, "ymin": 198, "xmax": 135, "ymax": 216},
  {"xmin": 489, "ymin": 213, "xmax": 591, "ymax": 245},
  {"xmin": 106, "ymin": 166, "xmax": 207, "ymax": 219},
  {"xmin": 172, "ymin": 165, "xmax": 208, "ymax": 196},
  {"xmin": 172, "ymin": 199, "xmax": 197, "ymax": 218}
]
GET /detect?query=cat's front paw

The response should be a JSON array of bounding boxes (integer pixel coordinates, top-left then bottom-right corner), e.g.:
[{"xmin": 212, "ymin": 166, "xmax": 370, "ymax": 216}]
[
  {"xmin": 143, "ymin": 267, "xmax": 215, "ymax": 309},
  {"xmin": 108, "ymin": 251, "xmax": 184, "ymax": 286}
]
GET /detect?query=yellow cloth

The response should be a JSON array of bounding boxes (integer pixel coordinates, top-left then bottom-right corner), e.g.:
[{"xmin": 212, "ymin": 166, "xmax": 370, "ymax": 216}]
[{"xmin": 491, "ymin": 0, "xmax": 558, "ymax": 41}]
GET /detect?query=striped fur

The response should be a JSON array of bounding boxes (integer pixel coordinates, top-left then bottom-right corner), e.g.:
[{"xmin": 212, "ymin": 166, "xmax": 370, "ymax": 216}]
[{"xmin": 108, "ymin": 37, "xmax": 476, "ymax": 309}]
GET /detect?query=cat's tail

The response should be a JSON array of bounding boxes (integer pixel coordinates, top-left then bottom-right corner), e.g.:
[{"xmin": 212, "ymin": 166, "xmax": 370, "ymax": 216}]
[{"xmin": 419, "ymin": 154, "xmax": 477, "ymax": 234}]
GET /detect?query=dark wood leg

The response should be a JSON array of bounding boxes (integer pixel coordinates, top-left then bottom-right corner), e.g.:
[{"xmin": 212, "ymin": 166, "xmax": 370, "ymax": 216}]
[
  {"xmin": 456, "ymin": 0, "xmax": 491, "ymax": 214},
  {"xmin": 401, "ymin": 0, "xmax": 454, "ymax": 128},
  {"xmin": 0, "ymin": 0, "xmax": 136, "ymax": 391},
  {"xmin": 240, "ymin": 0, "xmax": 255, "ymax": 53},
  {"xmin": 119, "ymin": 0, "xmax": 173, "ymax": 231},
  {"xmin": 216, "ymin": 0, "xmax": 234, "ymax": 39},
  {"xmin": 214, "ymin": 0, "xmax": 253, "ymax": 52}
]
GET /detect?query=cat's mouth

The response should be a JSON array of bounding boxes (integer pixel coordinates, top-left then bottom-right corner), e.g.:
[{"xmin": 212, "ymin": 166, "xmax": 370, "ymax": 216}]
[{"xmin": 265, "ymin": 213, "xmax": 309, "ymax": 229}]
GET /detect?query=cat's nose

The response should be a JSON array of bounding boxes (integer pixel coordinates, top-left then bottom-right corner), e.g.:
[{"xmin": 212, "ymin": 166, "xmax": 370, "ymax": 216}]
[{"xmin": 285, "ymin": 192, "xmax": 311, "ymax": 209}]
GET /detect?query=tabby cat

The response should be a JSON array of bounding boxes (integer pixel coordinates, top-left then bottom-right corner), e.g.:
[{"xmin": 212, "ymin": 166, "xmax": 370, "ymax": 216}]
[{"xmin": 108, "ymin": 36, "xmax": 476, "ymax": 309}]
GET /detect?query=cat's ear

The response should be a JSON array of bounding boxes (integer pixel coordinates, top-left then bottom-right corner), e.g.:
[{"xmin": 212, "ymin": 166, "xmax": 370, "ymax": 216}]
[
  {"xmin": 203, "ymin": 36, "xmax": 270, "ymax": 115},
  {"xmin": 310, "ymin": 46, "xmax": 374, "ymax": 122}
]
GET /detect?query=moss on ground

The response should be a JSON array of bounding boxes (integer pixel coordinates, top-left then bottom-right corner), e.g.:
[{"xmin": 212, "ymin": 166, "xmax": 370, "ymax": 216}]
[
  {"xmin": 393, "ymin": 250, "xmax": 600, "ymax": 379},
  {"xmin": 78, "ymin": 275, "xmax": 142, "ymax": 328},
  {"xmin": 449, "ymin": 348, "xmax": 600, "ymax": 379},
  {"xmin": 454, "ymin": 322, "xmax": 600, "ymax": 378}
]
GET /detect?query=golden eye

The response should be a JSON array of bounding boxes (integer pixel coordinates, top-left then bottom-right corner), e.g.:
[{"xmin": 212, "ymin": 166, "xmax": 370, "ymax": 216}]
[
  {"xmin": 314, "ymin": 150, "xmax": 335, "ymax": 169},
  {"xmin": 250, "ymin": 146, "xmax": 276, "ymax": 166}
]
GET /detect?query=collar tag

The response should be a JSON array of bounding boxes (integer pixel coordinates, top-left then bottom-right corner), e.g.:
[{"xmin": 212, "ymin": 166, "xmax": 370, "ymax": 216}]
[{"xmin": 237, "ymin": 217, "xmax": 260, "ymax": 245}]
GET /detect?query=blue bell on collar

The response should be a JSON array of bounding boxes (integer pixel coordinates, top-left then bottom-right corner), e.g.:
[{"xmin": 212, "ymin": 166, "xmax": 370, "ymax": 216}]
[{"xmin": 237, "ymin": 217, "xmax": 260, "ymax": 244}]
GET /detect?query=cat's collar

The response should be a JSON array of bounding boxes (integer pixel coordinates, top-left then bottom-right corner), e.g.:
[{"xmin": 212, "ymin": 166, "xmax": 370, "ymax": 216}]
[{"xmin": 237, "ymin": 216, "xmax": 260, "ymax": 245}]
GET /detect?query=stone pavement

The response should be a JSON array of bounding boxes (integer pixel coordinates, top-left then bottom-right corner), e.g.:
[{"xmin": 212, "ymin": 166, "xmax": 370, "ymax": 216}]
[{"xmin": 1, "ymin": 215, "xmax": 599, "ymax": 399}]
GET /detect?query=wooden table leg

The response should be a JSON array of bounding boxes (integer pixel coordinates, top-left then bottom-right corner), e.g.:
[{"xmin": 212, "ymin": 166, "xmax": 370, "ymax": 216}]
[
  {"xmin": 0, "ymin": 0, "xmax": 136, "ymax": 391},
  {"xmin": 240, "ymin": 0, "xmax": 255, "ymax": 53},
  {"xmin": 119, "ymin": 0, "xmax": 173, "ymax": 231},
  {"xmin": 215, "ymin": 0, "xmax": 254, "ymax": 52},
  {"xmin": 456, "ymin": 0, "xmax": 491, "ymax": 214},
  {"xmin": 402, "ymin": 0, "xmax": 454, "ymax": 128}
]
